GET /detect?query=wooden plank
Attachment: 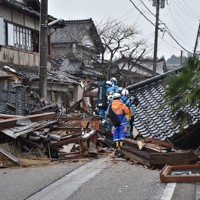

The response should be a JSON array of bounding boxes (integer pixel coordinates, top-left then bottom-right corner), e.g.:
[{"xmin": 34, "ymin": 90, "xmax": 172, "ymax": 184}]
[
  {"xmin": 0, "ymin": 129, "xmax": 16, "ymax": 138},
  {"xmin": 50, "ymin": 136, "xmax": 80, "ymax": 148},
  {"xmin": 160, "ymin": 164, "xmax": 200, "ymax": 183},
  {"xmin": 29, "ymin": 103, "xmax": 57, "ymax": 114},
  {"xmin": 150, "ymin": 150, "xmax": 199, "ymax": 166},
  {"xmin": 1, "ymin": 120, "xmax": 57, "ymax": 138},
  {"xmin": 0, "ymin": 147, "xmax": 21, "ymax": 166},
  {"xmin": 0, "ymin": 114, "xmax": 22, "ymax": 119},
  {"xmin": 143, "ymin": 137, "xmax": 174, "ymax": 149},
  {"xmin": 51, "ymin": 127, "xmax": 82, "ymax": 132},
  {"xmin": 124, "ymin": 138, "xmax": 161, "ymax": 153},
  {"xmin": 0, "ymin": 112, "xmax": 56, "ymax": 130}
]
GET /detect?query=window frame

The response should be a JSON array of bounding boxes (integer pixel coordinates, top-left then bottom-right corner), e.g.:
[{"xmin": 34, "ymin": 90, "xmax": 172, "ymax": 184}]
[{"xmin": 5, "ymin": 20, "xmax": 39, "ymax": 52}]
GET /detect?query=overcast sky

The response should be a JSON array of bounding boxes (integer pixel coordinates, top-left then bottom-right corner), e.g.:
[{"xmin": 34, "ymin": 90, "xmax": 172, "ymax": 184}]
[{"xmin": 48, "ymin": 0, "xmax": 200, "ymax": 59}]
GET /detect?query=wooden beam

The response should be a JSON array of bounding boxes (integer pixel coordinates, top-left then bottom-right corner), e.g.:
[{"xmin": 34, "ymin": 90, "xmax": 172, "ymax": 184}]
[
  {"xmin": 124, "ymin": 138, "xmax": 161, "ymax": 153},
  {"xmin": 120, "ymin": 145, "xmax": 151, "ymax": 167},
  {"xmin": 143, "ymin": 138, "xmax": 174, "ymax": 149},
  {"xmin": 0, "ymin": 112, "xmax": 56, "ymax": 130},
  {"xmin": 0, "ymin": 147, "xmax": 21, "ymax": 166},
  {"xmin": 150, "ymin": 150, "xmax": 199, "ymax": 166},
  {"xmin": 0, "ymin": 114, "xmax": 22, "ymax": 119}
]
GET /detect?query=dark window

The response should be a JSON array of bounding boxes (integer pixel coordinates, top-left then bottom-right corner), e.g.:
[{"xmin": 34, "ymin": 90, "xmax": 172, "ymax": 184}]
[{"xmin": 5, "ymin": 21, "xmax": 39, "ymax": 52}]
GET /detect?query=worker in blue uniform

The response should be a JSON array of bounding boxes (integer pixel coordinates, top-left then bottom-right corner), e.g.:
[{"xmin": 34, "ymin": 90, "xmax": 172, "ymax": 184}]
[
  {"xmin": 121, "ymin": 88, "xmax": 135, "ymax": 138},
  {"xmin": 98, "ymin": 80, "xmax": 114, "ymax": 123},
  {"xmin": 106, "ymin": 80, "xmax": 114, "ymax": 97},
  {"xmin": 105, "ymin": 94, "xmax": 113, "ymax": 131},
  {"xmin": 110, "ymin": 77, "xmax": 119, "ymax": 93}
]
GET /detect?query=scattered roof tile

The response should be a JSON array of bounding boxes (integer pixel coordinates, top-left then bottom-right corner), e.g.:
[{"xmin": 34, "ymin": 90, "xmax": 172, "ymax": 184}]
[{"xmin": 127, "ymin": 68, "xmax": 200, "ymax": 141}]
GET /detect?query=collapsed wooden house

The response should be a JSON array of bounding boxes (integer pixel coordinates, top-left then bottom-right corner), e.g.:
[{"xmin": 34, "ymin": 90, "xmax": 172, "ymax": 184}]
[
  {"xmin": 112, "ymin": 68, "xmax": 200, "ymax": 178},
  {"xmin": 0, "ymin": 104, "xmax": 102, "ymax": 168}
]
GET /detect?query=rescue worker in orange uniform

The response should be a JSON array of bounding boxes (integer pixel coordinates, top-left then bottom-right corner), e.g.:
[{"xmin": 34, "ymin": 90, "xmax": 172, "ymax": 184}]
[{"xmin": 110, "ymin": 93, "xmax": 129, "ymax": 148}]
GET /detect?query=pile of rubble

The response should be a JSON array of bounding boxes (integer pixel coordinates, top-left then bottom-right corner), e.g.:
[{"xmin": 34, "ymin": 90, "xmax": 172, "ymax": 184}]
[
  {"xmin": 1, "ymin": 98, "xmax": 200, "ymax": 183},
  {"xmin": 0, "ymin": 99, "xmax": 113, "ymax": 168}
]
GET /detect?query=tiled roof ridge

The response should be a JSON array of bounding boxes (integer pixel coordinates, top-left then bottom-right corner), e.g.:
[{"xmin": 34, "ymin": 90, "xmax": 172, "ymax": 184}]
[
  {"xmin": 127, "ymin": 66, "xmax": 182, "ymax": 91},
  {"xmin": 64, "ymin": 18, "xmax": 93, "ymax": 25}
]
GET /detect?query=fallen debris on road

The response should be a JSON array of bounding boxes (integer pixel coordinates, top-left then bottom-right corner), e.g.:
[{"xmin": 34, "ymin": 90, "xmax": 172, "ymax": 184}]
[{"xmin": 160, "ymin": 164, "xmax": 200, "ymax": 183}]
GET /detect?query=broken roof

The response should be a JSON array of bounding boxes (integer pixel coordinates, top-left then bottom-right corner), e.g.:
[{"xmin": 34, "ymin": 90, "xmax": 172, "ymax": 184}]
[
  {"xmin": 0, "ymin": 62, "xmax": 79, "ymax": 85},
  {"xmin": 127, "ymin": 67, "xmax": 200, "ymax": 142},
  {"xmin": 51, "ymin": 18, "xmax": 104, "ymax": 52},
  {"xmin": 51, "ymin": 56, "xmax": 103, "ymax": 79}
]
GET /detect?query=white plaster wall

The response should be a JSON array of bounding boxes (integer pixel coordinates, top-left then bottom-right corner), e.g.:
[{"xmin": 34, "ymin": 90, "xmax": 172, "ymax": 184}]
[
  {"xmin": 0, "ymin": 6, "xmax": 12, "ymax": 21},
  {"xmin": 25, "ymin": 15, "xmax": 39, "ymax": 30},
  {"xmin": 13, "ymin": 10, "xmax": 24, "ymax": 25},
  {"xmin": 82, "ymin": 35, "xmax": 95, "ymax": 48},
  {"xmin": 0, "ymin": 47, "xmax": 40, "ymax": 67},
  {"xmin": 0, "ymin": 5, "xmax": 39, "ymax": 30}
]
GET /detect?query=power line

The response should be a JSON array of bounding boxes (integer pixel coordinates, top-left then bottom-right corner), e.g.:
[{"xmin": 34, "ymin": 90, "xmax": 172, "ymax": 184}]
[
  {"xmin": 165, "ymin": 7, "xmax": 194, "ymax": 48},
  {"xmin": 129, "ymin": 0, "xmax": 193, "ymax": 55},
  {"xmin": 129, "ymin": 0, "xmax": 155, "ymax": 26},
  {"xmin": 170, "ymin": 1, "xmax": 198, "ymax": 32},
  {"xmin": 138, "ymin": 0, "xmax": 156, "ymax": 18},
  {"xmin": 164, "ymin": 27, "xmax": 192, "ymax": 54},
  {"xmin": 175, "ymin": 0, "xmax": 200, "ymax": 19}
]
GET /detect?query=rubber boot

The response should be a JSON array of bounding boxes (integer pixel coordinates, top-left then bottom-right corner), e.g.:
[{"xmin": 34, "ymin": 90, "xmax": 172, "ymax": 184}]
[
  {"xmin": 115, "ymin": 141, "xmax": 119, "ymax": 148},
  {"xmin": 115, "ymin": 141, "xmax": 120, "ymax": 155},
  {"xmin": 120, "ymin": 141, "xmax": 123, "ymax": 147}
]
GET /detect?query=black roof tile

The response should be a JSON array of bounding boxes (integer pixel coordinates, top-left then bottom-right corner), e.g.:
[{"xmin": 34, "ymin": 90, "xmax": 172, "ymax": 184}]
[
  {"xmin": 51, "ymin": 19, "xmax": 104, "ymax": 52},
  {"xmin": 127, "ymin": 68, "xmax": 200, "ymax": 141}
]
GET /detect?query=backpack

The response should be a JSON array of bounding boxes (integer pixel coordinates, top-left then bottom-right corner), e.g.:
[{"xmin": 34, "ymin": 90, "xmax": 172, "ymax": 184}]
[
  {"xmin": 97, "ymin": 81, "xmax": 107, "ymax": 107},
  {"xmin": 108, "ymin": 106, "xmax": 121, "ymax": 126}
]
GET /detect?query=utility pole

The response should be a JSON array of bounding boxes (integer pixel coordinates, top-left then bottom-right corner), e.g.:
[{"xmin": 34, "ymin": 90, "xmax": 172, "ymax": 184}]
[
  {"xmin": 152, "ymin": 0, "xmax": 166, "ymax": 76},
  {"xmin": 194, "ymin": 21, "xmax": 200, "ymax": 57},
  {"xmin": 153, "ymin": 0, "xmax": 160, "ymax": 76},
  {"xmin": 39, "ymin": 0, "xmax": 48, "ymax": 100}
]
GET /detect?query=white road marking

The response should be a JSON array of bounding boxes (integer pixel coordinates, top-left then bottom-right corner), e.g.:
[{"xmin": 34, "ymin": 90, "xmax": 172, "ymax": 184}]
[
  {"xmin": 27, "ymin": 158, "xmax": 111, "ymax": 200},
  {"xmin": 160, "ymin": 183, "xmax": 176, "ymax": 200},
  {"xmin": 196, "ymin": 183, "xmax": 200, "ymax": 200}
]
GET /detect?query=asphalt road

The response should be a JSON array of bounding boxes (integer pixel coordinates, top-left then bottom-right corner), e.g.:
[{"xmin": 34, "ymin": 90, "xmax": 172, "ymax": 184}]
[
  {"xmin": 0, "ymin": 155, "xmax": 199, "ymax": 200},
  {"xmin": 0, "ymin": 160, "xmax": 87, "ymax": 200},
  {"xmin": 67, "ymin": 159, "xmax": 164, "ymax": 200}
]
